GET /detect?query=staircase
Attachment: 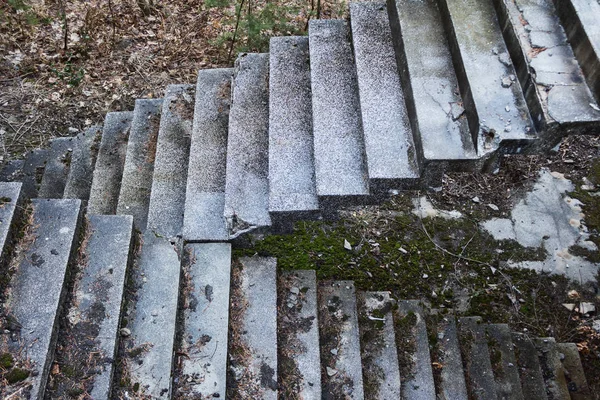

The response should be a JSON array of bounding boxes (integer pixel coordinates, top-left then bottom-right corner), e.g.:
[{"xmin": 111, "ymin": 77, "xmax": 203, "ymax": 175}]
[{"xmin": 0, "ymin": 0, "xmax": 598, "ymax": 397}]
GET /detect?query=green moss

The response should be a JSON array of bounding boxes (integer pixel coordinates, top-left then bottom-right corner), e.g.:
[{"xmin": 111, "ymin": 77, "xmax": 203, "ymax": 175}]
[
  {"xmin": 6, "ymin": 367, "xmax": 30, "ymax": 384},
  {"xmin": 0, "ymin": 353, "xmax": 14, "ymax": 369}
]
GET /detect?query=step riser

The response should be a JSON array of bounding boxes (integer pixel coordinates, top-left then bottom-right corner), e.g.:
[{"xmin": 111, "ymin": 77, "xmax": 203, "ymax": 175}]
[
  {"xmin": 458, "ymin": 317, "xmax": 497, "ymax": 400},
  {"xmin": 63, "ymin": 126, "xmax": 102, "ymax": 201},
  {"xmin": 38, "ymin": 138, "xmax": 74, "ymax": 199},
  {"xmin": 486, "ymin": 324, "xmax": 525, "ymax": 400},
  {"xmin": 0, "ymin": 182, "xmax": 23, "ymax": 270}
]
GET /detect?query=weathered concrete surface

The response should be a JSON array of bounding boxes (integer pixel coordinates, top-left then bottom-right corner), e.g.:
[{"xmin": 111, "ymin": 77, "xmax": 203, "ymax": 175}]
[
  {"xmin": 486, "ymin": 324, "xmax": 525, "ymax": 400},
  {"xmin": 147, "ymin": 85, "xmax": 194, "ymax": 239},
  {"xmin": 436, "ymin": 315, "xmax": 469, "ymax": 400},
  {"xmin": 457, "ymin": 317, "xmax": 496, "ymax": 400},
  {"xmin": 177, "ymin": 243, "xmax": 231, "ymax": 398},
  {"xmin": 438, "ymin": 0, "xmax": 536, "ymax": 154},
  {"xmin": 358, "ymin": 291, "xmax": 401, "ymax": 399},
  {"xmin": 279, "ymin": 270, "xmax": 322, "ymax": 400},
  {"xmin": 268, "ymin": 37, "xmax": 320, "ymax": 220},
  {"xmin": 0, "ymin": 182, "xmax": 22, "ymax": 267},
  {"xmin": 481, "ymin": 169, "xmax": 599, "ymax": 282},
  {"xmin": 124, "ymin": 230, "xmax": 181, "ymax": 398},
  {"xmin": 309, "ymin": 20, "xmax": 370, "ymax": 203},
  {"xmin": 0, "ymin": 160, "xmax": 23, "ymax": 182},
  {"xmin": 117, "ymin": 98, "xmax": 163, "ymax": 230},
  {"xmin": 38, "ymin": 137, "xmax": 74, "ymax": 199},
  {"xmin": 533, "ymin": 338, "xmax": 570, "ymax": 400},
  {"xmin": 556, "ymin": 342, "xmax": 592, "ymax": 399},
  {"xmin": 20, "ymin": 148, "xmax": 50, "ymax": 198},
  {"xmin": 512, "ymin": 333, "xmax": 549, "ymax": 400},
  {"xmin": 68, "ymin": 215, "xmax": 133, "ymax": 399},
  {"xmin": 224, "ymin": 54, "xmax": 272, "ymax": 236},
  {"xmin": 350, "ymin": 2, "xmax": 420, "ymax": 191},
  {"xmin": 63, "ymin": 126, "xmax": 102, "ymax": 200},
  {"xmin": 183, "ymin": 69, "xmax": 232, "ymax": 242},
  {"xmin": 88, "ymin": 112, "xmax": 133, "ymax": 215},
  {"xmin": 318, "ymin": 281, "xmax": 364, "ymax": 399},
  {"xmin": 1, "ymin": 199, "xmax": 81, "ymax": 399}
]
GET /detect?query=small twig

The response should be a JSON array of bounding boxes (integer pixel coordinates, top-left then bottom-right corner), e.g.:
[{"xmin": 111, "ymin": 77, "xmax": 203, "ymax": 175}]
[{"xmin": 227, "ymin": 0, "xmax": 246, "ymax": 64}]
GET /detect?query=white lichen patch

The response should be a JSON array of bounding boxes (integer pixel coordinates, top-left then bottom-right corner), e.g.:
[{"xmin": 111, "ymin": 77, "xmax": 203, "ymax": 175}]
[{"xmin": 412, "ymin": 197, "xmax": 463, "ymax": 220}]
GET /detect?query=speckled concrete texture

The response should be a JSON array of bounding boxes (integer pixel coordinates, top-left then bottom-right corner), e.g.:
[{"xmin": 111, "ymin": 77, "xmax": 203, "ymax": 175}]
[{"xmin": 63, "ymin": 125, "xmax": 102, "ymax": 200}]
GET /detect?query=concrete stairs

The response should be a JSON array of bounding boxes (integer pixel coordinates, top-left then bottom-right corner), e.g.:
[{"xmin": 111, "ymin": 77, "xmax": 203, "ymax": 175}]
[{"xmin": 0, "ymin": 0, "xmax": 598, "ymax": 397}]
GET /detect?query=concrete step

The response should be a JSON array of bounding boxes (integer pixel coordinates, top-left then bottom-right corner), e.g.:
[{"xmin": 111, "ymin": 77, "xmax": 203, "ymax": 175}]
[
  {"xmin": 357, "ymin": 291, "xmax": 401, "ymax": 399},
  {"xmin": 553, "ymin": 0, "xmax": 600, "ymax": 102},
  {"xmin": 438, "ymin": 0, "xmax": 536, "ymax": 155},
  {"xmin": 174, "ymin": 243, "xmax": 231, "ymax": 398},
  {"xmin": 227, "ymin": 256, "xmax": 278, "ymax": 399},
  {"xmin": 49, "ymin": 215, "xmax": 133, "ymax": 398},
  {"xmin": 387, "ymin": 0, "xmax": 478, "ymax": 173},
  {"xmin": 0, "ymin": 198, "xmax": 82, "ymax": 399},
  {"xmin": 318, "ymin": 280, "xmax": 364, "ymax": 399},
  {"xmin": 0, "ymin": 182, "xmax": 23, "ymax": 269},
  {"xmin": 147, "ymin": 85, "xmax": 194, "ymax": 239},
  {"xmin": 183, "ymin": 69, "xmax": 232, "ymax": 242},
  {"xmin": 533, "ymin": 338, "xmax": 570, "ymax": 400},
  {"xmin": 0, "ymin": 160, "xmax": 24, "ymax": 182},
  {"xmin": 555, "ymin": 342, "xmax": 592, "ymax": 400},
  {"xmin": 350, "ymin": 2, "xmax": 420, "ymax": 192},
  {"xmin": 486, "ymin": 323, "xmax": 525, "ymax": 400},
  {"xmin": 88, "ymin": 112, "xmax": 133, "ymax": 215},
  {"xmin": 117, "ymin": 98, "xmax": 163, "ymax": 230},
  {"xmin": 457, "ymin": 317, "xmax": 497, "ymax": 400},
  {"xmin": 120, "ymin": 230, "xmax": 181, "ymax": 397},
  {"xmin": 63, "ymin": 125, "xmax": 103, "ymax": 201},
  {"xmin": 308, "ymin": 20, "xmax": 370, "ymax": 206},
  {"xmin": 278, "ymin": 270, "xmax": 322, "ymax": 399},
  {"xmin": 38, "ymin": 137, "xmax": 74, "ymax": 198},
  {"xmin": 396, "ymin": 300, "xmax": 435, "ymax": 400},
  {"xmin": 512, "ymin": 333, "xmax": 549, "ymax": 400},
  {"xmin": 494, "ymin": 0, "xmax": 600, "ymax": 143},
  {"xmin": 268, "ymin": 37, "xmax": 320, "ymax": 225},
  {"xmin": 435, "ymin": 314, "xmax": 469, "ymax": 400},
  {"xmin": 224, "ymin": 54, "xmax": 271, "ymax": 237},
  {"xmin": 20, "ymin": 147, "xmax": 50, "ymax": 198}
]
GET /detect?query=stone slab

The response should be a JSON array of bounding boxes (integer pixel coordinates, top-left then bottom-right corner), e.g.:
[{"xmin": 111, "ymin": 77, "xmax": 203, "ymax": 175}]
[
  {"xmin": 116, "ymin": 99, "xmax": 162, "ymax": 230},
  {"xmin": 318, "ymin": 280, "xmax": 364, "ymax": 399},
  {"xmin": 439, "ymin": 0, "xmax": 536, "ymax": 154},
  {"xmin": 224, "ymin": 54, "xmax": 271, "ymax": 237},
  {"xmin": 0, "ymin": 160, "xmax": 24, "ymax": 182},
  {"xmin": 486, "ymin": 324, "xmax": 525, "ymax": 400},
  {"xmin": 397, "ymin": 300, "xmax": 436, "ymax": 400},
  {"xmin": 63, "ymin": 126, "xmax": 102, "ymax": 201},
  {"xmin": 279, "ymin": 270, "xmax": 322, "ymax": 400},
  {"xmin": 309, "ymin": 20, "xmax": 370, "ymax": 201},
  {"xmin": 555, "ymin": 342, "xmax": 592, "ymax": 400},
  {"xmin": 183, "ymin": 69, "xmax": 232, "ymax": 242},
  {"xmin": 533, "ymin": 338, "xmax": 570, "ymax": 400},
  {"xmin": 0, "ymin": 182, "xmax": 23, "ymax": 268},
  {"xmin": 511, "ymin": 333, "xmax": 549, "ymax": 400},
  {"xmin": 436, "ymin": 315, "xmax": 469, "ymax": 400},
  {"xmin": 457, "ymin": 317, "xmax": 497, "ymax": 400},
  {"xmin": 176, "ymin": 243, "xmax": 231, "ymax": 398},
  {"xmin": 1, "ymin": 198, "xmax": 81, "ymax": 399},
  {"xmin": 38, "ymin": 137, "xmax": 74, "ymax": 199},
  {"xmin": 88, "ymin": 112, "xmax": 133, "ymax": 215},
  {"xmin": 147, "ymin": 85, "xmax": 194, "ymax": 239},
  {"xmin": 358, "ymin": 291, "xmax": 401, "ymax": 399},
  {"xmin": 124, "ymin": 230, "xmax": 181, "ymax": 398},
  {"xmin": 20, "ymin": 148, "xmax": 50, "ymax": 198},
  {"xmin": 268, "ymin": 37, "xmax": 320, "ymax": 219},
  {"xmin": 350, "ymin": 2, "xmax": 420, "ymax": 191}
]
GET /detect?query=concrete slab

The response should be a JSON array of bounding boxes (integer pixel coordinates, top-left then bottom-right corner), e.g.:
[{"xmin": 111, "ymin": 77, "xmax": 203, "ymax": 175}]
[
  {"xmin": 457, "ymin": 317, "xmax": 496, "ymax": 400},
  {"xmin": 556, "ymin": 342, "xmax": 592, "ymax": 400},
  {"xmin": 512, "ymin": 333, "xmax": 549, "ymax": 400},
  {"xmin": 38, "ymin": 137, "xmax": 74, "ymax": 199},
  {"xmin": 20, "ymin": 148, "xmax": 50, "ymax": 198},
  {"xmin": 0, "ymin": 160, "xmax": 23, "ymax": 182},
  {"xmin": 486, "ymin": 323, "xmax": 525, "ymax": 400},
  {"xmin": 0, "ymin": 182, "xmax": 23, "ymax": 268},
  {"xmin": 533, "ymin": 338, "xmax": 570, "ymax": 400},
  {"xmin": 436, "ymin": 315, "xmax": 469, "ymax": 400},
  {"xmin": 63, "ymin": 126, "xmax": 102, "ymax": 201}
]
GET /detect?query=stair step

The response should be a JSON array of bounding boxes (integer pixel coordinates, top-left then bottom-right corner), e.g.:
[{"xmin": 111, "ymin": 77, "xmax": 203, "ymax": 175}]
[
  {"xmin": 438, "ymin": 0, "xmax": 536, "ymax": 154},
  {"xmin": 228, "ymin": 256, "xmax": 278, "ymax": 399},
  {"xmin": 278, "ymin": 270, "xmax": 322, "ymax": 399},
  {"xmin": 88, "ymin": 112, "xmax": 133, "ymax": 215},
  {"xmin": 435, "ymin": 315, "xmax": 469, "ymax": 400},
  {"xmin": 0, "ymin": 182, "xmax": 23, "ymax": 267},
  {"xmin": 486, "ymin": 323, "xmax": 525, "ymax": 400},
  {"xmin": 63, "ymin": 126, "xmax": 102, "ymax": 200},
  {"xmin": 553, "ymin": 0, "xmax": 600, "ymax": 102},
  {"xmin": 38, "ymin": 137, "xmax": 74, "ymax": 198},
  {"xmin": 147, "ymin": 85, "xmax": 194, "ymax": 238},
  {"xmin": 268, "ymin": 37, "xmax": 320, "ymax": 224},
  {"xmin": 387, "ymin": 0, "xmax": 477, "ymax": 169},
  {"xmin": 512, "ymin": 333, "xmax": 549, "ymax": 400},
  {"xmin": 350, "ymin": 2, "xmax": 420, "ymax": 192},
  {"xmin": 224, "ymin": 54, "xmax": 271, "ymax": 237},
  {"xmin": 121, "ymin": 230, "xmax": 181, "ymax": 397},
  {"xmin": 396, "ymin": 300, "xmax": 435, "ymax": 400},
  {"xmin": 533, "ymin": 338, "xmax": 571, "ymax": 400},
  {"xmin": 494, "ymin": 0, "xmax": 600, "ymax": 140},
  {"xmin": 457, "ymin": 317, "xmax": 497, "ymax": 400},
  {"xmin": 175, "ymin": 243, "xmax": 231, "ymax": 398},
  {"xmin": 49, "ymin": 215, "xmax": 133, "ymax": 398},
  {"xmin": 183, "ymin": 69, "xmax": 232, "ymax": 242},
  {"xmin": 20, "ymin": 147, "xmax": 50, "ymax": 198},
  {"xmin": 117, "ymin": 98, "xmax": 163, "ymax": 230},
  {"xmin": 357, "ymin": 291, "xmax": 401, "ymax": 399},
  {"xmin": 308, "ymin": 20, "xmax": 370, "ymax": 205},
  {"xmin": 0, "ymin": 160, "xmax": 23, "ymax": 182},
  {"xmin": 555, "ymin": 342, "xmax": 592, "ymax": 400},
  {"xmin": 318, "ymin": 280, "xmax": 364, "ymax": 399},
  {"xmin": 0, "ymin": 198, "xmax": 81, "ymax": 398}
]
